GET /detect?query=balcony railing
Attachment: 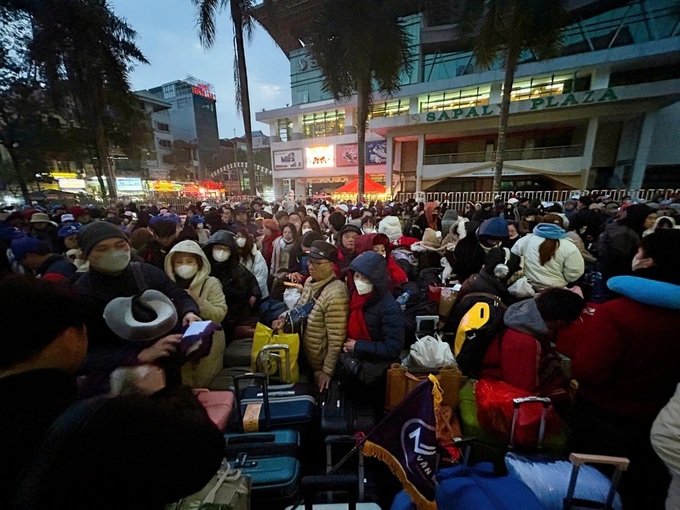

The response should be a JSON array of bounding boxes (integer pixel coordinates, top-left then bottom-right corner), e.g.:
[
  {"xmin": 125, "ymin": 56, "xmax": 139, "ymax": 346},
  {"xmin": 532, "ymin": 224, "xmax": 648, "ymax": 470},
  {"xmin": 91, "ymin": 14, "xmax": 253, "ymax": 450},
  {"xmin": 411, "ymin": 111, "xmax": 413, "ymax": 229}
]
[{"xmin": 424, "ymin": 145, "xmax": 584, "ymax": 165}]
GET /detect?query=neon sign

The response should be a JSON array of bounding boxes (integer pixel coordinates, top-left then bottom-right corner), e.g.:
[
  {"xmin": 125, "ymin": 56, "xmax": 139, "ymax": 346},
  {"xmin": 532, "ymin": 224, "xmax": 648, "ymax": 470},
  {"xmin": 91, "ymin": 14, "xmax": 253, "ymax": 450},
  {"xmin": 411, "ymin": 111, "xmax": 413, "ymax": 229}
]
[{"xmin": 192, "ymin": 82, "xmax": 216, "ymax": 101}]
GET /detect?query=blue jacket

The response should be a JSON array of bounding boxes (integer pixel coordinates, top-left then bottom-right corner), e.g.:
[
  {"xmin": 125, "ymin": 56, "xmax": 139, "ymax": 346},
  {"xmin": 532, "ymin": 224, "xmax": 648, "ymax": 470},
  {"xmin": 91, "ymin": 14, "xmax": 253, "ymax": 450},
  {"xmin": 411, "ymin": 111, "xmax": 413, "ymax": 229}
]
[{"xmin": 350, "ymin": 251, "xmax": 404, "ymax": 361}]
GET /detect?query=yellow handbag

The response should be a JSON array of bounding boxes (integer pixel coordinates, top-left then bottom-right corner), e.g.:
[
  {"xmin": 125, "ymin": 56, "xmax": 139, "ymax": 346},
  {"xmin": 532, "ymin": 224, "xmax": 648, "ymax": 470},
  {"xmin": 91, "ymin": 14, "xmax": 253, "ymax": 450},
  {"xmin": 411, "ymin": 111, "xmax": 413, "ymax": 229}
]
[{"xmin": 251, "ymin": 322, "xmax": 300, "ymax": 383}]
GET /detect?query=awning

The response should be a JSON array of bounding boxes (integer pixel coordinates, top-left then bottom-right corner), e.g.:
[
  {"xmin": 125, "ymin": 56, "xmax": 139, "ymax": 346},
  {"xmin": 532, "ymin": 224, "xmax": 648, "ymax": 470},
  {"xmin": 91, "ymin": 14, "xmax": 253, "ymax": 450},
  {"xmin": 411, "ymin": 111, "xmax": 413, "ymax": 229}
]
[{"xmin": 333, "ymin": 175, "xmax": 386, "ymax": 194}]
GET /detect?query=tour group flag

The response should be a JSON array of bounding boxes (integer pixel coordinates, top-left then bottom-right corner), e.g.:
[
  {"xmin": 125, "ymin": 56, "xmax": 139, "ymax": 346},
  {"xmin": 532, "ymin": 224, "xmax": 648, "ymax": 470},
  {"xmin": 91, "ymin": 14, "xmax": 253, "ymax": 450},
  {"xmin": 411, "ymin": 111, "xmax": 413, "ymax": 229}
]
[{"xmin": 363, "ymin": 375, "xmax": 442, "ymax": 510}]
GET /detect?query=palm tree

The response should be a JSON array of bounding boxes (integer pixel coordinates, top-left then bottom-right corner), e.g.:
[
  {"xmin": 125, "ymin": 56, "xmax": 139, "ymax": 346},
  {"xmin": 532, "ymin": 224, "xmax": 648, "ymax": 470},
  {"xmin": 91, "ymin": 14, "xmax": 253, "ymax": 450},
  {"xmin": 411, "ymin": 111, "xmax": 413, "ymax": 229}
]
[
  {"xmin": 458, "ymin": 0, "xmax": 566, "ymax": 193},
  {"xmin": 193, "ymin": 0, "xmax": 258, "ymax": 196},
  {"xmin": 7, "ymin": 0, "xmax": 148, "ymax": 200},
  {"xmin": 308, "ymin": 0, "xmax": 411, "ymax": 202}
]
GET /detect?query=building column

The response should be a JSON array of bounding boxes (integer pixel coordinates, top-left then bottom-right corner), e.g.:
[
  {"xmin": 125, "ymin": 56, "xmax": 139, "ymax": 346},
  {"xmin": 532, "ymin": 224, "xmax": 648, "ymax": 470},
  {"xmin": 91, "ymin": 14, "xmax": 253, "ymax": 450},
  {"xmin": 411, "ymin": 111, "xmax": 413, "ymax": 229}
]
[
  {"xmin": 630, "ymin": 111, "xmax": 657, "ymax": 189},
  {"xmin": 581, "ymin": 117, "xmax": 599, "ymax": 188},
  {"xmin": 416, "ymin": 133, "xmax": 425, "ymax": 193},
  {"xmin": 489, "ymin": 81, "xmax": 503, "ymax": 105},
  {"xmin": 269, "ymin": 121, "xmax": 280, "ymax": 142},
  {"xmin": 295, "ymin": 178, "xmax": 307, "ymax": 201},
  {"xmin": 590, "ymin": 67, "xmax": 611, "ymax": 90},
  {"xmin": 273, "ymin": 177, "xmax": 284, "ymax": 199},
  {"xmin": 408, "ymin": 96, "xmax": 420, "ymax": 115},
  {"xmin": 385, "ymin": 136, "xmax": 394, "ymax": 198},
  {"xmin": 292, "ymin": 115, "xmax": 303, "ymax": 141},
  {"xmin": 344, "ymin": 106, "xmax": 356, "ymax": 134}
]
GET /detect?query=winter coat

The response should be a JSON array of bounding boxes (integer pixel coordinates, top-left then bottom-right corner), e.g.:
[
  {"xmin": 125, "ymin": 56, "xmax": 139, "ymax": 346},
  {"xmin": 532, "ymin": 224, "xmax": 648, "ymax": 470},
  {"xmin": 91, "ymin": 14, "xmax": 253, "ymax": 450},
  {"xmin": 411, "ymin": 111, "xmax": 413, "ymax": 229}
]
[
  {"xmin": 36, "ymin": 254, "xmax": 76, "ymax": 283},
  {"xmin": 74, "ymin": 262, "xmax": 199, "ymax": 377},
  {"xmin": 270, "ymin": 236, "xmax": 295, "ymax": 275},
  {"xmin": 260, "ymin": 232, "xmax": 280, "ymax": 268},
  {"xmin": 572, "ymin": 276, "xmax": 680, "ymax": 423},
  {"xmin": 241, "ymin": 245, "xmax": 269, "ymax": 299},
  {"xmin": 0, "ymin": 369, "xmax": 224, "ymax": 510},
  {"xmin": 651, "ymin": 383, "xmax": 680, "ymax": 510},
  {"xmin": 295, "ymin": 274, "xmax": 349, "ymax": 376},
  {"xmin": 481, "ymin": 298, "xmax": 569, "ymax": 401},
  {"xmin": 511, "ymin": 233, "xmax": 584, "ymax": 290},
  {"xmin": 451, "ymin": 234, "xmax": 488, "ymax": 283},
  {"xmin": 165, "ymin": 240, "xmax": 227, "ymax": 387},
  {"xmin": 204, "ymin": 231, "xmax": 261, "ymax": 324},
  {"xmin": 354, "ymin": 233, "xmax": 408, "ymax": 292},
  {"xmin": 137, "ymin": 238, "xmax": 171, "ymax": 269},
  {"xmin": 349, "ymin": 251, "xmax": 404, "ymax": 362}
]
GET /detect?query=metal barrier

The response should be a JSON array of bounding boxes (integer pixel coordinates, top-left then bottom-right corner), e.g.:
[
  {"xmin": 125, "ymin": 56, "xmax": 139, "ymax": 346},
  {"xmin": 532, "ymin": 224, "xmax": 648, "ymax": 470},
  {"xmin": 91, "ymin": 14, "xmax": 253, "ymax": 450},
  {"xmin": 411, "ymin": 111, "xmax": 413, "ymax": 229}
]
[{"xmin": 393, "ymin": 189, "xmax": 680, "ymax": 213}]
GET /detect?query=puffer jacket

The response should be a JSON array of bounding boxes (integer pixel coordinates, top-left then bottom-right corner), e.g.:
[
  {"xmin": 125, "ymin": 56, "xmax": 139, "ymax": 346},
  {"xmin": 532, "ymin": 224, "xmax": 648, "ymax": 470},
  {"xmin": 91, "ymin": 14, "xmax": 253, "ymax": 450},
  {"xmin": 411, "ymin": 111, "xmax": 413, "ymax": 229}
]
[
  {"xmin": 165, "ymin": 240, "xmax": 227, "ymax": 387},
  {"xmin": 241, "ymin": 245, "xmax": 269, "ymax": 299},
  {"xmin": 512, "ymin": 232, "xmax": 584, "ymax": 290},
  {"xmin": 296, "ymin": 274, "xmax": 349, "ymax": 376}
]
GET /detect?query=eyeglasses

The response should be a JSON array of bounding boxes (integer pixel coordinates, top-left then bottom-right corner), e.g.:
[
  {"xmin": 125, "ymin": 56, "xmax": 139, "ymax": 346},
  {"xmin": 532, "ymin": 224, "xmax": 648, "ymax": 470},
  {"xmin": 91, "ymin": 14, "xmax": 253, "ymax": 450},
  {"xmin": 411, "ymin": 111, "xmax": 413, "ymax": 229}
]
[{"xmin": 308, "ymin": 259, "xmax": 329, "ymax": 267}]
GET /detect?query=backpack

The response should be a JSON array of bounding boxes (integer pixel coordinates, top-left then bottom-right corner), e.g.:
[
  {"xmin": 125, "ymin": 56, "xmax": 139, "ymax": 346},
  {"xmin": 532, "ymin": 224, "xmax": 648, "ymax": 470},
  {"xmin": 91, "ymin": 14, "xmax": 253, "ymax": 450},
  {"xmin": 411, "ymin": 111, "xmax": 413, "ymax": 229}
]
[{"xmin": 452, "ymin": 292, "xmax": 507, "ymax": 378}]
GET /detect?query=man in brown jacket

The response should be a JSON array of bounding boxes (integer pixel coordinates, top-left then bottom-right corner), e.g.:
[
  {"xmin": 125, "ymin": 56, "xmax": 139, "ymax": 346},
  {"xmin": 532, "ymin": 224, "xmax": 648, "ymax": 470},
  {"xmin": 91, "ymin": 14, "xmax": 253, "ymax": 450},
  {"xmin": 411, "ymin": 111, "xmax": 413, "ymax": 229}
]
[{"xmin": 273, "ymin": 240, "xmax": 349, "ymax": 392}]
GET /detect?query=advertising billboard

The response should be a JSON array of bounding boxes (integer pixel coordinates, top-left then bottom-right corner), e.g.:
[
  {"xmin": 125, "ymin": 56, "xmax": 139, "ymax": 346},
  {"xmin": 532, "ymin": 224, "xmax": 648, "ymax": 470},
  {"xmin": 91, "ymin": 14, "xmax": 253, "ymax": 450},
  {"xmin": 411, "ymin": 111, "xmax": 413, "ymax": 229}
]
[
  {"xmin": 115, "ymin": 177, "xmax": 143, "ymax": 192},
  {"xmin": 305, "ymin": 146, "xmax": 334, "ymax": 168},
  {"xmin": 366, "ymin": 141, "xmax": 388, "ymax": 165},
  {"xmin": 336, "ymin": 144, "xmax": 359, "ymax": 167},
  {"xmin": 273, "ymin": 149, "xmax": 304, "ymax": 170}
]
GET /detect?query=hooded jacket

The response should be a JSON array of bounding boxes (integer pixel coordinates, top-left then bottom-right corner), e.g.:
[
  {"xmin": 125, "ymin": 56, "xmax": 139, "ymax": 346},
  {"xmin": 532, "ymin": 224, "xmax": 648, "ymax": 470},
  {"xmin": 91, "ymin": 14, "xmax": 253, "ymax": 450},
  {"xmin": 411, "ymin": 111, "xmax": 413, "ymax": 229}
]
[
  {"xmin": 512, "ymin": 224, "xmax": 584, "ymax": 290},
  {"xmin": 349, "ymin": 252, "xmax": 404, "ymax": 362},
  {"xmin": 240, "ymin": 244, "xmax": 269, "ymax": 299},
  {"xmin": 354, "ymin": 233, "xmax": 408, "ymax": 291},
  {"xmin": 203, "ymin": 231, "xmax": 261, "ymax": 322},
  {"xmin": 596, "ymin": 206, "xmax": 652, "ymax": 281}
]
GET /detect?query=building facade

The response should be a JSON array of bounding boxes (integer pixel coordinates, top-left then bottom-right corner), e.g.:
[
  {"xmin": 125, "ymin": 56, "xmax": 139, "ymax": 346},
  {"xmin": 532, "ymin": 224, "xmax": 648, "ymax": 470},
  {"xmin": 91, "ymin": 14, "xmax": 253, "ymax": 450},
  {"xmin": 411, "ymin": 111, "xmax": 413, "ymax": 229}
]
[
  {"xmin": 255, "ymin": 0, "xmax": 680, "ymax": 199},
  {"xmin": 148, "ymin": 77, "xmax": 220, "ymax": 181}
]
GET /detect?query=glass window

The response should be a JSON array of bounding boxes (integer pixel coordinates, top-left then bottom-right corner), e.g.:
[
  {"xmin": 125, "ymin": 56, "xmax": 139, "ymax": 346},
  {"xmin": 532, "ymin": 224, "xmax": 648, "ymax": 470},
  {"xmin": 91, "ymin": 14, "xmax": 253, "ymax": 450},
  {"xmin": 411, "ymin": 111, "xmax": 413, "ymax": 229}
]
[
  {"xmin": 177, "ymin": 98, "xmax": 189, "ymax": 109},
  {"xmin": 277, "ymin": 118, "xmax": 293, "ymax": 142},
  {"xmin": 163, "ymin": 84, "xmax": 175, "ymax": 99},
  {"xmin": 157, "ymin": 139, "xmax": 172, "ymax": 149},
  {"xmin": 302, "ymin": 110, "xmax": 345, "ymax": 139},
  {"xmin": 369, "ymin": 99, "xmax": 410, "ymax": 119},
  {"xmin": 419, "ymin": 86, "xmax": 491, "ymax": 112},
  {"xmin": 156, "ymin": 122, "xmax": 170, "ymax": 132},
  {"xmin": 507, "ymin": 73, "xmax": 584, "ymax": 101}
]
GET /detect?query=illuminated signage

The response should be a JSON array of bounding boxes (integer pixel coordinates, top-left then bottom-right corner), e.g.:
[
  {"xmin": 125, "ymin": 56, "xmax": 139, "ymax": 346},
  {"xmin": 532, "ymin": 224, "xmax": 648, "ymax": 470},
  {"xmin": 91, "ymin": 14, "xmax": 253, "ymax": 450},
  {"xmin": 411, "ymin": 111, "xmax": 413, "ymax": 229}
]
[
  {"xmin": 58, "ymin": 178, "xmax": 87, "ymax": 190},
  {"xmin": 366, "ymin": 141, "xmax": 387, "ymax": 165},
  {"xmin": 305, "ymin": 146, "xmax": 334, "ymax": 168},
  {"xmin": 336, "ymin": 144, "xmax": 358, "ymax": 167},
  {"xmin": 192, "ymin": 82, "xmax": 216, "ymax": 101},
  {"xmin": 52, "ymin": 172, "xmax": 78, "ymax": 179},
  {"xmin": 150, "ymin": 180, "xmax": 183, "ymax": 192},
  {"xmin": 115, "ymin": 177, "xmax": 143, "ymax": 192}
]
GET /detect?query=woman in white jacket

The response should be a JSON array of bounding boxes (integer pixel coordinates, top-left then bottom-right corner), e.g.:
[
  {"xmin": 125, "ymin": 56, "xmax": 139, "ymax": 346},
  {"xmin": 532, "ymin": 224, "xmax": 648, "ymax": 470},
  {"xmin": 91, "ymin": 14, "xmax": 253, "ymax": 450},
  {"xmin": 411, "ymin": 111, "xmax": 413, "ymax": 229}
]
[
  {"xmin": 651, "ymin": 383, "xmax": 680, "ymax": 510},
  {"xmin": 165, "ymin": 239, "xmax": 228, "ymax": 387},
  {"xmin": 234, "ymin": 227, "xmax": 269, "ymax": 299},
  {"xmin": 512, "ymin": 214, "xmax": 584, "ymax": 291}
]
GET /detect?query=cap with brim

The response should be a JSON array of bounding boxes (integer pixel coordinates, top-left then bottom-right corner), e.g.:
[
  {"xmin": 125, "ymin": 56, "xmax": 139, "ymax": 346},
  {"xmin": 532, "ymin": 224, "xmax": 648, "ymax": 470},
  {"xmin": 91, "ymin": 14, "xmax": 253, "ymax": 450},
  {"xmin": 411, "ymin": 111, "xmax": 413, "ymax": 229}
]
[
  {"xmin": 307, "ymin": 240, "xmax": 338, "ymax": 262},
  {"xmin": 30, "ymin": 213, "xmax": 51, "ymax": 223},
  {"xmin": 103, "ymin": 289, "xmax": 178, "ymax": 342},
  {"xmin": 60, "ymin": 214, "xmax": 75, "ymax": 222},
  {"xmin": 338, "ymin": 224, "xmax": 362, "ymax": 237},
  {"xmin": 58, "ymin": 223, "xmax": 82, "ymax": 238}
]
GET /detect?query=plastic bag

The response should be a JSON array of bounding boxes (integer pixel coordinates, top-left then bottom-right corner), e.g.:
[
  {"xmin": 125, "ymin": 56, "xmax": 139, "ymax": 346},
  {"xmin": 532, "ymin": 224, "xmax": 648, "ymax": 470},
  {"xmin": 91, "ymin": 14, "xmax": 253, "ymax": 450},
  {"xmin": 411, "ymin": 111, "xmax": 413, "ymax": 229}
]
[
  {"xmin": 505, "ymin": 453, "xmax": 622, "ymax": 510},
  {"xmin": 508, "ymin": 276, "xmax": 536, "ymax": 298},
  {"xmin": 283, "ymin": 287, "xmax": 301, "ymax": 310},
  {"xmin": 408, "ymin": 335, "xmax": 455, "ymax": 368},
  {"xmin": 251, "ymin": 322, "xmax": 299, "ymax": 383},
  {"xmin": 475, "ymin": 379, "xmax": 561, "ymax": 448}
]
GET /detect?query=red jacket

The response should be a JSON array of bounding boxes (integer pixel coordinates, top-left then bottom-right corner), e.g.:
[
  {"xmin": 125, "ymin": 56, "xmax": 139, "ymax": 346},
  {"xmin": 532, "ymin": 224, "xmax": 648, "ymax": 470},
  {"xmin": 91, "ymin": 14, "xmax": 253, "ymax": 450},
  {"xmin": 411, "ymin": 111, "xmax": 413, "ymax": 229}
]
[
  {"xmin": 260, "ymin": 232, "xmax": 280, "ymax": 268},
  {"xmin": 572, "ymin": 297, "xmax": 680, "ymax": 423},
  {"xmin": 481, "ymin": 329, "xmax": 542, "ymax": 394}
]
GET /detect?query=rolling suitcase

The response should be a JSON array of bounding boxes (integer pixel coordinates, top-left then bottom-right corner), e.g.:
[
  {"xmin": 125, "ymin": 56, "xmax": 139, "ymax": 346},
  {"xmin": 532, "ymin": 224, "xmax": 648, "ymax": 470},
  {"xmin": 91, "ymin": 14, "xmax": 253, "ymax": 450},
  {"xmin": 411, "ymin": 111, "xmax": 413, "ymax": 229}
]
[
  {"xmin": 285, "ymin": 474, "xmax": 381, "ymax": 510},
  {"xmin": 194, "ymin": 389, "xmax": 235, "ymax": 432},
  {"xmin": 225, "ymin": 429, "xmax": 301, "ymax": 507},
  {"xmin": 320, "ymin": 379, "xmax": 380, "ymax": 435},
  {"xmin": 233, "ymin": 372, "xmax": 316, "ymax": 432},
  {"xmin": 504, "ymin": 397, "xmax": 629, "ymax": 510}
]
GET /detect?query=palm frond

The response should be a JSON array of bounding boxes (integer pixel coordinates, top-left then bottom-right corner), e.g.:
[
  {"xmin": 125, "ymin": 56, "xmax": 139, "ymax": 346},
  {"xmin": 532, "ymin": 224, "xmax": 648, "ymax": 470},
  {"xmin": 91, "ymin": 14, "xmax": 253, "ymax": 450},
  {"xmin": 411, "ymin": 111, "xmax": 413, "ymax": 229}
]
[
  {"xmin": 192, "ymin": 0, "xmax": 220, "ymax": 49},
  {"xmin": 233, "ymin": 40, "xmax": 242, "ymax": 115}
]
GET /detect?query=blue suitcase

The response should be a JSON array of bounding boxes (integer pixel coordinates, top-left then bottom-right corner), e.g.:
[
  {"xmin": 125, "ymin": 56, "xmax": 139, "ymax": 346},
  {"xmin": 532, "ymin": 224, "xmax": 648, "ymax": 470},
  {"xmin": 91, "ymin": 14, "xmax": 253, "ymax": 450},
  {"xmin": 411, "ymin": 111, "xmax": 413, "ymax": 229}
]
[
  {"xmin": 226, "ymin": 429, "xmax": 301, "ymax": 506},
  {"xmin": 233, "ymin": 372, "xmax": 316, "ymax": 432}
]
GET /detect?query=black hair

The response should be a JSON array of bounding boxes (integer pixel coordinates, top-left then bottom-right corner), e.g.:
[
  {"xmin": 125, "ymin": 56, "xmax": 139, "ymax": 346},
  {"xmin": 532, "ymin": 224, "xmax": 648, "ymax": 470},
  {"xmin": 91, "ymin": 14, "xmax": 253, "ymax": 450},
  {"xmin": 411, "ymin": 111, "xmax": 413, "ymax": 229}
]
[
  {"xmin": 350, "ymin": 209, "xmax": 362, "ymax": 220},
  {"xmin": 328, "ymin": 211, "xmax": 346, "ymax": 232},
  {"xmin": 639, "ymin": 229, "xmax": 680, "ymax": 284},
  {"xmin": 0, "ymin": 276, "xmax": 85, "ymax": 370},
  {"xmin": 300, "ymin": 231, "xmax": 323, "ymax": 248},
  {"xmin": 150, "ymin": 218, "xmax": 178, "ymax": 239},
  {"xmin": 275, "ymin": 210, "xmax": 289, "ymax": 221},
  {"xmin": 536, "ymin": 288, "xmax": 585, "ymax": 324},
  {"xmin": 361, "ymin": 215, "xmax": 375, "ymax": 227},
  {"xmin": 301, "ymin": 216, "xmax": 322, "ymax": 234}
]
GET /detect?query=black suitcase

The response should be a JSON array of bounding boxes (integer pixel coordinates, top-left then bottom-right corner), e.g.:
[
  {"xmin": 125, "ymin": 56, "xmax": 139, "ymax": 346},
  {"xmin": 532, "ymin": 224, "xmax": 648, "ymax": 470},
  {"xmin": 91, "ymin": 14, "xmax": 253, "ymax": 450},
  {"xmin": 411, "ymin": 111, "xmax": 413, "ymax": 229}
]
[
  {"xmin": 233, "ymin": 372, "xmax": 316, "ymax": 432},
  {"xmin": 320, "ymin": 379, "xmax": 380, "ymax": 435}
]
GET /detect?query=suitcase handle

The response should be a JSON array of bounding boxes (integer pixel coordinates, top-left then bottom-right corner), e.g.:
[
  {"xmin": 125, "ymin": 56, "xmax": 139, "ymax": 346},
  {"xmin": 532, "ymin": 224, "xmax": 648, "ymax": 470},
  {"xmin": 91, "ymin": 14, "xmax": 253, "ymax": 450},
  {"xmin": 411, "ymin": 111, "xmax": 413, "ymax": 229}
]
[
  {"xmin": 233, "ymin": 372, "xmax": 271, "ymax": 431},
  {"xmin": 564, "ymin": 453, "xmax": 630, "ymax": 510},
  {"xmin": 509, "ymin": 396, "xmax": 552, "ymax": 450}
]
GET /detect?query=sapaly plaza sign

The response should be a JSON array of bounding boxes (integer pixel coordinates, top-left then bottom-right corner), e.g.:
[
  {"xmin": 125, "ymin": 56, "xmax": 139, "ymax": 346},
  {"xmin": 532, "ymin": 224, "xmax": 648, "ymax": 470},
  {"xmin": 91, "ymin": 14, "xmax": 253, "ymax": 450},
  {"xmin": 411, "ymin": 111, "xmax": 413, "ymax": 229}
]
[{"xmin": 423, "ymin": 88, "xmax": 619, "ymax": 123}]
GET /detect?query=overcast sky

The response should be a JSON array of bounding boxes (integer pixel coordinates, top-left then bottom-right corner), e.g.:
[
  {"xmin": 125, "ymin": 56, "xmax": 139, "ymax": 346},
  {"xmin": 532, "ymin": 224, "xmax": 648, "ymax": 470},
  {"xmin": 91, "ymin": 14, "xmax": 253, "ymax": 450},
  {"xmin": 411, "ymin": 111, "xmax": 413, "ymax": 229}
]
[{"xmin": 109, "ymin": 0, "xmax": 291, "ymax": 138}]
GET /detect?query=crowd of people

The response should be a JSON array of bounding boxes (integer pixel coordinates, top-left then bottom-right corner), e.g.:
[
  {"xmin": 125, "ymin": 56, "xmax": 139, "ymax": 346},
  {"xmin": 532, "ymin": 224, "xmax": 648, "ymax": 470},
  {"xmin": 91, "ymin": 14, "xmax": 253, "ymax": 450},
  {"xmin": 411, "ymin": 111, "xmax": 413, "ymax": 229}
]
[{"xmin": 1, "ymin": 192, "xmax": 679, "ymax": 509}]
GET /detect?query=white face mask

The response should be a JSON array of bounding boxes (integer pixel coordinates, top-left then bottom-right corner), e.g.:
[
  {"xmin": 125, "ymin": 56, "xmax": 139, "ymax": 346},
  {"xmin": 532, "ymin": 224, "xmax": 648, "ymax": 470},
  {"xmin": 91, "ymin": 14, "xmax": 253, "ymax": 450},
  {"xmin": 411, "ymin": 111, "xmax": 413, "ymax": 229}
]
[
  {"xmin": 175, "ymin": 264, "xmax": 198, "ymax": 279},
  {"xmin": 362, "ymin": 227, "xmax": 375, "ymax": 234},
  {"xmin": 91, "ymin": 249, "xmax": 130, "ymax": 273},
  {"xmin": 302, "ymin": 228, "xmax": 312, "ymax": 235},
  {"xmin": 354, "ymin": 277, "xmax": 374, "ymax": 295},
  {"xmin": 212, "ymin": 247, "xmax": 230, "ymax": 262},
  {"xmin": 236, "ymin": 237, "xmax": 247, "ymax": 248}
]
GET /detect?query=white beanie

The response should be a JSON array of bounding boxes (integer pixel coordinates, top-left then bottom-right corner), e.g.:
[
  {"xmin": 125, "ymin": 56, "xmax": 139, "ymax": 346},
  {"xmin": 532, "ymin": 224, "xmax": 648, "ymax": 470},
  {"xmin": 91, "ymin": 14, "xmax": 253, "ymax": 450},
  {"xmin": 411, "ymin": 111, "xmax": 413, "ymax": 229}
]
[{"xmin": 378, "ymin": 216, "xmax": 402, "ymax": 243}]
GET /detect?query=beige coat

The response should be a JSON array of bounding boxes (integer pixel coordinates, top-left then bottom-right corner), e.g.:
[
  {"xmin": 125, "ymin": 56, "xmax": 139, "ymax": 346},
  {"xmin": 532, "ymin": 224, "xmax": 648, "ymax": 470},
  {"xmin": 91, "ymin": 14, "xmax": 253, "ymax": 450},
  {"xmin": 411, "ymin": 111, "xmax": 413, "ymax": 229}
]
[
  {"xmin": 296, "ymin": 275, "xmax": 349, "ymax": 376},
  {"xmin": 165, "ymin": 240, "xmax": 227, "ymax": 387}
]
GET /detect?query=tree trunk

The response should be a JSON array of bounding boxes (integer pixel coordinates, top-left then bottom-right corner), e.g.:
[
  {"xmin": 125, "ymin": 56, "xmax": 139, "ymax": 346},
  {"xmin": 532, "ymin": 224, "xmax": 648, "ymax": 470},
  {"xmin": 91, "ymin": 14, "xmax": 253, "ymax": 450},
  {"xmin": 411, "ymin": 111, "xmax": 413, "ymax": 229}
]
[
  {"xmin": 95, "ymin": 120, "xmax": 116, "ymax": 200},
  {"xmin": 6, "ymin": 144, "xmax": 31, "ymax": 205},
  {"xmin": 493, "ymin": 47, "xmax": 519, "ymax": 194},
  {"xmin": 356, "ymin": 78, "xmax": 371, "ymax": 203},
  {"xmin": 232, "ymin": 3, "xmax": 257, "ymax": 197}
]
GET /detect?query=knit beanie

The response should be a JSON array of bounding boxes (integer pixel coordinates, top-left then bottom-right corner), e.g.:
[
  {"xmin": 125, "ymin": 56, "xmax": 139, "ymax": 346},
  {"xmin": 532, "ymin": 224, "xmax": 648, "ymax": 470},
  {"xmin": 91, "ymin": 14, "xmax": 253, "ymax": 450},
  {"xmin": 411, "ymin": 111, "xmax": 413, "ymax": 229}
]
[
  {"xmin": 78, "ymin": 221, "xmax": 128, "ymax": 257},
  {"xmin": 477, "ymin": 217, "xmax": 509, "ymax": 240},
  {"xmin": 11, "ymin": 237, "xmax": 50, "ymax": 261},
  {"xmin": 328, "ymin": 211, "xmax": 346, "ymax": 232}
]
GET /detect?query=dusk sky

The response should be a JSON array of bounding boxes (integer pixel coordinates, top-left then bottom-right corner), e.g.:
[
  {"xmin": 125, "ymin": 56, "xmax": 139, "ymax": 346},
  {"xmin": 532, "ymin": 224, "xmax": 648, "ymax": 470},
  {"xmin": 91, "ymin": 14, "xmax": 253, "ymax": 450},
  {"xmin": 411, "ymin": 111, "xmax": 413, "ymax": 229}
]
[{"xmin": 109, "ymin": 0, "xmax": 291, "ymax": 139}]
